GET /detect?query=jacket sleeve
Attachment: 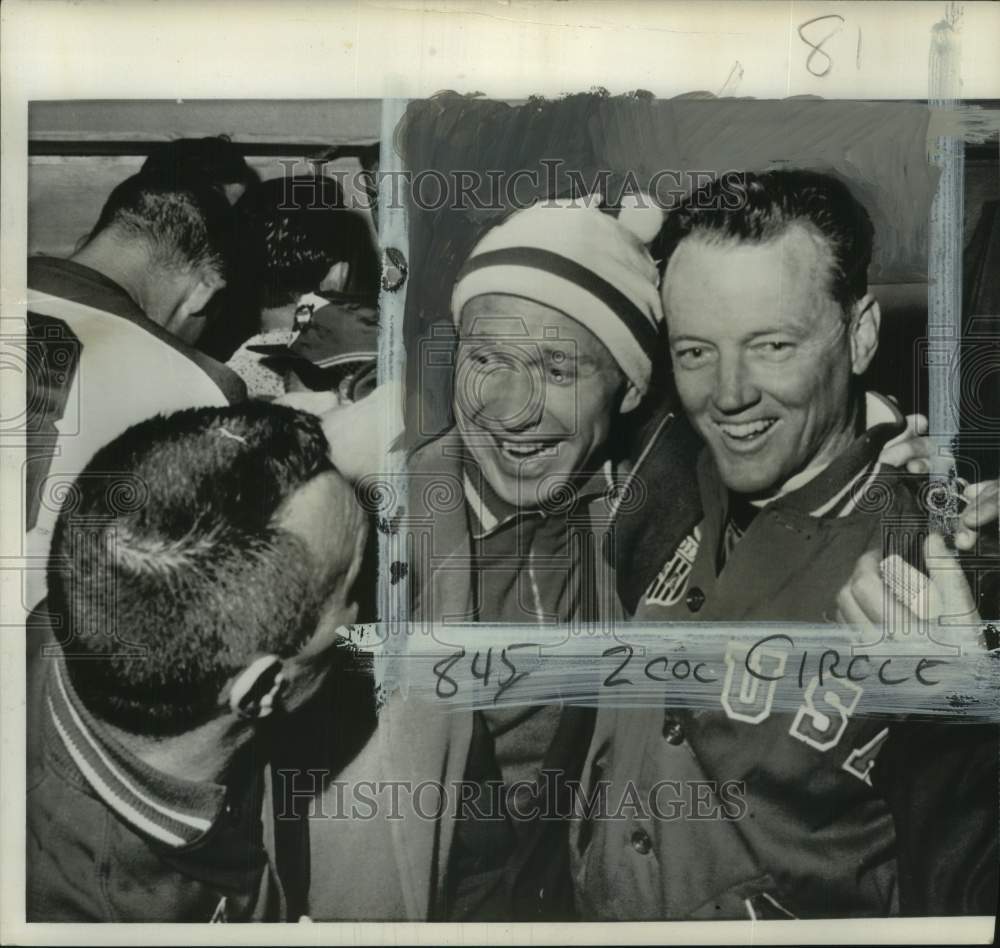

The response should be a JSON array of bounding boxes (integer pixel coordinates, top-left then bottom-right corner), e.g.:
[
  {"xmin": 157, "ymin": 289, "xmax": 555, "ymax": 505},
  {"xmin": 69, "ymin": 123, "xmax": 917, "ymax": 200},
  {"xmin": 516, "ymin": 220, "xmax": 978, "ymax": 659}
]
[{"xmin": 873, "ymin": 719, "xmax": 999, "ymax": 916}]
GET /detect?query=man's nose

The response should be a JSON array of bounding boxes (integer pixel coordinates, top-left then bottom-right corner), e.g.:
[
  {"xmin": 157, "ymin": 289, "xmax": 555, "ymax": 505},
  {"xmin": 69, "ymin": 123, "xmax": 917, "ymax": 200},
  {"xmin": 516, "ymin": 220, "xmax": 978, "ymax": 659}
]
[
  {"xmin": 712, "ymin": 352, "xmax": 760, "ymax": 414},
  {"xmin": 476, "ymin": 362, "xmax": 544, "ymax": 430}
]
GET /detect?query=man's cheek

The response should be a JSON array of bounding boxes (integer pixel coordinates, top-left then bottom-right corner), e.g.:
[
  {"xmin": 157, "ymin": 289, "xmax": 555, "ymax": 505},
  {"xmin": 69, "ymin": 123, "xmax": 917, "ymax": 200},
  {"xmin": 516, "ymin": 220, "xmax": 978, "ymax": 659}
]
[
  {"xmin": 545, "ymin": 388, "xmax": 580, "ymax": 434},
  {"xmin": 673, "ymin": 368, "xmax": 707, "ymax": 406},
  {"xmin": 766, "ymin": 351, "xmax": 833, "ymax": 400}
]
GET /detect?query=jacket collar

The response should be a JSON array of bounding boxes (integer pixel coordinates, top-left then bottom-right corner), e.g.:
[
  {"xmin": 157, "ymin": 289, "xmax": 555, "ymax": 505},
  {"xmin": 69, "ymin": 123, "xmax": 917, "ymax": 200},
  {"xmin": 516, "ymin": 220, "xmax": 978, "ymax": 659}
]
[
  {"xmin": 782, "ymin": 391, "xmax": 906, "ymax": 516},
  {"xmin": 45, "ymin": 657, "xmax": 227, "ymax": 849},
  {"xmin": 613, "ymin": 407, "xmax": 705, "ymax": 613},
  {"xmin": 28, "ymin": 255, "xmax": 147, "ymax": 322},
  {"xmin": 614, "ymin": 392, "xmax": 906, "ymax": 613},
  {"xmin": 27, "ymin": 256, "xmax": 246, "ymax": 404},
  {"xmin": 712, "ymin": 391, "xmax": 908, "ymax": 520},
  {"xmin": 463, "ymin": 467, "xmax": 516, "ymax": 537}
]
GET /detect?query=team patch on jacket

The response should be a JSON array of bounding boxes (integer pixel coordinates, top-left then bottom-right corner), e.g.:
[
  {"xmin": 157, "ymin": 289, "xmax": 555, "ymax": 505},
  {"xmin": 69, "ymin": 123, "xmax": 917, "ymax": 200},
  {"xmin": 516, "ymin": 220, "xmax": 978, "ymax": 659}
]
[{"xmin": 643, "ymin": 525, "xmax": 701, "ymax": 607}]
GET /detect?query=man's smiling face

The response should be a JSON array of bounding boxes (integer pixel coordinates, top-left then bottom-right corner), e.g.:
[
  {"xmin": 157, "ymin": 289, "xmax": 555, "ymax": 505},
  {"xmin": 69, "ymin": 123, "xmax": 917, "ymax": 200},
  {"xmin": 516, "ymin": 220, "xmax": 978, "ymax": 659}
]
[
  {"xmin": 454, "ymin": 293, "xmax": 631, "ymax": 509},
  {"xmin": 664, "ymin": 226, "xmax": 873, "ymax": 499}
]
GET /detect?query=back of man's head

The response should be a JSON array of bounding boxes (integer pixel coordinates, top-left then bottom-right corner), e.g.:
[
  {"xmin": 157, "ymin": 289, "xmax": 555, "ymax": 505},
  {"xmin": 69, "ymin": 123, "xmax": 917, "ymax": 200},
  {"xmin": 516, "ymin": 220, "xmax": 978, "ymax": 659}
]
[
  {"xmin": 48, "ymin": 403, "xmax": 346, "ymax": 737},
  {"xmin": 654, "ymin": 169, "xmax": 874, "ymax": 318},
  {"xmin": 140, "ymin": 135, "xmax": 259, "ymax": 203},
  {"xmin": 86, "ymin": 174, "xmax": 236, "ymax": 283}
]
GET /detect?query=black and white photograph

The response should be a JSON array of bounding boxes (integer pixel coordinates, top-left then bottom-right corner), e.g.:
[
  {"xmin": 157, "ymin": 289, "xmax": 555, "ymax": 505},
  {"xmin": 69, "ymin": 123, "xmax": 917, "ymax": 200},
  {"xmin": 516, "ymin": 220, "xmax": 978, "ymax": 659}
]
[{"xmin": 2, "ymin": 1, "xmax": 999, "ymax": 944}]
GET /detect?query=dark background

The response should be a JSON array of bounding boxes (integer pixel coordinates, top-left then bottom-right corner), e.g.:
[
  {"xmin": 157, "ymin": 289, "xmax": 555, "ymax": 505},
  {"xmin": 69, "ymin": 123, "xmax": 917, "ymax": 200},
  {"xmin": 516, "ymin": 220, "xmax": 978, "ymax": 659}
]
[{"xmin": 394, "ymin": 93, "xmax": 998, "ymax": 482}]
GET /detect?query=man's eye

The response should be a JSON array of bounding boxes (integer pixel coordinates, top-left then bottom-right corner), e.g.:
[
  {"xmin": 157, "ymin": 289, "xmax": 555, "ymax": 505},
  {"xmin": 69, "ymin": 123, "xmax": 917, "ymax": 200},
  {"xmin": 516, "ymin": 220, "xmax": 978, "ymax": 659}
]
[
  {"xmin": 548, "ymin": 366, "xmax": 567, "ymax": 383},
  {"xmin": 471, "ymin": 350, "xmax": 504, "ymax": 367},
  {"xmin": 674, "ymin": 346, "xmax": 712, "ymax": 367},
  {"xmin": 753, "ymin": 341, "xmax": 795, "ymax": 358}
]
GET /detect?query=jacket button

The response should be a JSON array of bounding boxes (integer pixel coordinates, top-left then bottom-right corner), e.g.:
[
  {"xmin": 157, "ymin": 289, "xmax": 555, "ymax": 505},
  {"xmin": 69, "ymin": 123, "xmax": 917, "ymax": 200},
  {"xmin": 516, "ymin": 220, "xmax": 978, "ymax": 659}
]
[
  {"xmin": 630, "ymin": 829, "xmax": 652, "ymax": 855},
  {"xmin": 685, "ymin": 587, "xmax": 706, "ymax": 612},
  {"xmin": 662, "ymin": 719, "xmax": 685, "ymax": 745}
]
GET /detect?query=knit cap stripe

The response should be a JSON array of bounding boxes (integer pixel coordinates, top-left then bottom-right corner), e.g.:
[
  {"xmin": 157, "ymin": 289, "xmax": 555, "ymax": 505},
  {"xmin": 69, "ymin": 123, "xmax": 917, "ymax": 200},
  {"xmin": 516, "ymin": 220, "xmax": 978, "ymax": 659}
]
[
  {"xmin": 454, "ymin": 265, "xmax": 652, "ymax": 392},
  {"xmin": 456, "ymin": 247, "xmax": 660, "ymax": 365}
]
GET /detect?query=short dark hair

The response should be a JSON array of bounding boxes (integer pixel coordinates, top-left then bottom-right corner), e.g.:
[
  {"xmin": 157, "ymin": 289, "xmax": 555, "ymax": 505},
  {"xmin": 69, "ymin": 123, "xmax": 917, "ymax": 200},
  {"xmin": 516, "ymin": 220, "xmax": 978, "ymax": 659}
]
[
  {"xmin": 87, "ymin": 174, "xmax": 238, "ymax": 279},
  {"xmin": 140, "ymin": 135, "xmax": 259, "ymax": 194},
  {"xmin": 653, "ymin": 169, "xmax": 875, "ymax": 315},
  {"xmin": 48, "ymin": 403, "xmax": 339, "ymax": 736},
  {"xmin": 240, "ymin": 175, "xmax": 379, "ymax": 307}
]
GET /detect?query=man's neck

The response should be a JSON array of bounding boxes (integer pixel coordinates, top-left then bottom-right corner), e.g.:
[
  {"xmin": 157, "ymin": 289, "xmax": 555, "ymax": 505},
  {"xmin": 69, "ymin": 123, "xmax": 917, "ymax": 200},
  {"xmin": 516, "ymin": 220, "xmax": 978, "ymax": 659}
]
[
  {"xmin": 105, "ymin": 713, "xmax": 257, "ymax": 786},
  {"xmin": 69, "ymin": 231, "xmax": 185, "ymax": 336},
  {"xmin": 70, "ymin": 236, "xmax": 151, "ymax": 316}
]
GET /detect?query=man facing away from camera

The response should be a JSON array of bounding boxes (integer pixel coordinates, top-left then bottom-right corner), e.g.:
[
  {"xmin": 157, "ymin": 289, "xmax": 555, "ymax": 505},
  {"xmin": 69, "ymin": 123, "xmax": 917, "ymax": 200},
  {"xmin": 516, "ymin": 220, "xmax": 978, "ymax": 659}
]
[
  {"xmin": 26, "ymin": 174, "xmax": 247, "ymax": 609},
  {"xmin": 27, "ymin": 403, "xmax": 368, "ymax": 922},
  {"xmin": 573, "ymin": 170, "xmax": 998, "ymax": 920},
  {"xmin": 138, "ymin": 134, "xmax": 260, "ymax": 206}
]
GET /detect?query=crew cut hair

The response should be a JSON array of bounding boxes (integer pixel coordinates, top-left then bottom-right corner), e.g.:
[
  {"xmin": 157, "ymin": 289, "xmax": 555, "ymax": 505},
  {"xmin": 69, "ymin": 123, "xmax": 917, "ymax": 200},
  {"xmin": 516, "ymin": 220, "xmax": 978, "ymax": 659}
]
[
  {"xmin": 86, "ymin": 174, "xmax": 237, "ymax": 279},
  {"xmin": 48, "ymin": 403, "xmax": 338, "ymax": 736}
]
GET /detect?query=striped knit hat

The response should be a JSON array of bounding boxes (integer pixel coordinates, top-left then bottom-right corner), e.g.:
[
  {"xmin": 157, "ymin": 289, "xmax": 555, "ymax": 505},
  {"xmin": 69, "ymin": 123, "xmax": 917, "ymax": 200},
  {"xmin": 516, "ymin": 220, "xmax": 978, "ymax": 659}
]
[{"xmin": 451, "ymin": 199, "xmax": 665, "ymax": 396}]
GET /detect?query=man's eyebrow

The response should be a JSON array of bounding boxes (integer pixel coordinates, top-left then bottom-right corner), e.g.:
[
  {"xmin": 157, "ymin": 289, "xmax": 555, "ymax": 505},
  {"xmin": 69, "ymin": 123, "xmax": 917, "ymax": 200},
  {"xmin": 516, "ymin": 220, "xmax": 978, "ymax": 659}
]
[
  {"xmin": 668, "ymin": 334, "xmax": 712, "ymax": 346},
  {"xmin": 741, "ymin": 327, "xmax": 807, "ymax": 343},
  {"xmin": 745, "ymin": 326, "xmax": 799, "ymax": 337}
]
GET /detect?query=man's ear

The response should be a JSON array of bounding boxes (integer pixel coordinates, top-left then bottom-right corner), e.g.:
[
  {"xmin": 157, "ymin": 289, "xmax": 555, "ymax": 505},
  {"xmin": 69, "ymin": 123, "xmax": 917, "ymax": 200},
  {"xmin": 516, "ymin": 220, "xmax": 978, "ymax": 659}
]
[
  {"xmin": 178, "ymin": 276, "xmax": 221, "ymax": 320},
  {"xmin": 620, "ymin": 381, "xmax": 643, "ymax": 415},
  {"xmin": 166, "ymin": 274, "xmax": 223, "ymax": 343},
  {"xmin": 226, "ymin": 655, "xmax": 286, "ymax": 720},
  {"xmin": 849, "ymin": 294, "xmax": 880, "ymax": 376}
]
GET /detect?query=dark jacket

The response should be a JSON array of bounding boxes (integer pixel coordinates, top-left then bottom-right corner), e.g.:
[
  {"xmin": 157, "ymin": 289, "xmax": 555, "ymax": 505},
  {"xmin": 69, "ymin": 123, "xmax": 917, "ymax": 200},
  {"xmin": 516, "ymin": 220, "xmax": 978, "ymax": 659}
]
[
  {"xmin": 573, "ymin": 396, "xmax": 999, "ymax": 919},
  {"xmin": 308, "ymin": 419, "xmax": 681, "ymax": 920},
  {"xmin": 26, "ymin": 613, "xmax": 285, "ymax": 922}
]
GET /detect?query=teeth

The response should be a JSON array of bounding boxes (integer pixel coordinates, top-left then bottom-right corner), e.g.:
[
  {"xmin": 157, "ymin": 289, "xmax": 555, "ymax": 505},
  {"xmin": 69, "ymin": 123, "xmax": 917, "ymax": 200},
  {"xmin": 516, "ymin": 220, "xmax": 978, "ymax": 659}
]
[
  {"xmin": 499, "ymin": 440, "xmax": 556, "ymax": 459},
  {"xmin": 716, "ymin": 419, "xmax": 776, "ymax": 440}
]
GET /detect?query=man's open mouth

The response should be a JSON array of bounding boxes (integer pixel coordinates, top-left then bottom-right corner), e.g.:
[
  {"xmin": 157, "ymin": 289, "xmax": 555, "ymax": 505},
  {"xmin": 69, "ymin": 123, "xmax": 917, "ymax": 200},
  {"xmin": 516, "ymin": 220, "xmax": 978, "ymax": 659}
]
[
  {"xmin": 713, "ymin": 418, "xmax": 778, "ymax": 444},
  {"xmin": 497, "ymin": 438, "xmax": 560, "ymax": 461}
]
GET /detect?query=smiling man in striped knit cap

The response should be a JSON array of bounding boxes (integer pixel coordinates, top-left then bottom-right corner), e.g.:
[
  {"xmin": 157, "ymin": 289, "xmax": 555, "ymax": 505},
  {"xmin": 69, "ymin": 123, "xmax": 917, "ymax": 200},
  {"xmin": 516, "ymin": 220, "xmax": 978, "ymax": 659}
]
[
  {"xmin": 308, "ymin": 197, "xmax": 682, "ymax": 923},
  {"xmin": 422, "ymin": 198, "xmax": 666, "ymax": 626},
  {"xmin": 423, "ymin": 199, "xmax": 666, "ymax": 920}
]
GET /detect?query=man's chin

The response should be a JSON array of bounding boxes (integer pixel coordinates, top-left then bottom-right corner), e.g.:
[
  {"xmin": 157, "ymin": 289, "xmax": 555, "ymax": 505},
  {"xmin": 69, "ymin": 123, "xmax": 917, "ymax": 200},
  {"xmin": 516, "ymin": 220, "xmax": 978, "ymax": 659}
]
[
  {"xmin": 477, "ymin": 457, "xmax": 562, "ymax": 509},
  {"xmin": 713, "ymin": 457, "xmax": 780, "ymax": 498},
  {"xmin": 485, "ymin": 468, "xmax": 544, "ymax": 508}
]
